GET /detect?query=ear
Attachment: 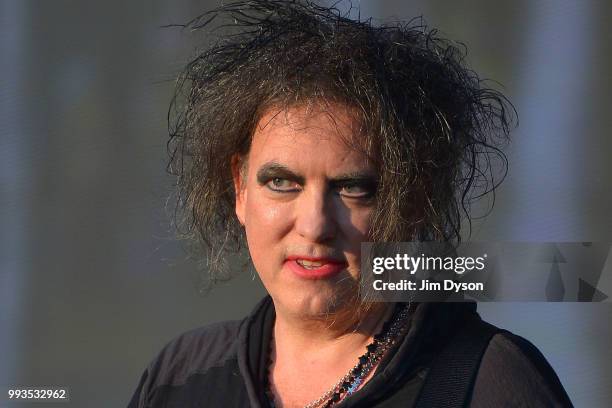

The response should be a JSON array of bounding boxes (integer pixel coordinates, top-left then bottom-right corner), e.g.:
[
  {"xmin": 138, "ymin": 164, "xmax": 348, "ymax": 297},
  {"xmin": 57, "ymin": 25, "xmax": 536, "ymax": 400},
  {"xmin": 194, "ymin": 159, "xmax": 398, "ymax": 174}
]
[{"xmin": 231, "ymin": 154, "xmax": 247, "ymax": 226}]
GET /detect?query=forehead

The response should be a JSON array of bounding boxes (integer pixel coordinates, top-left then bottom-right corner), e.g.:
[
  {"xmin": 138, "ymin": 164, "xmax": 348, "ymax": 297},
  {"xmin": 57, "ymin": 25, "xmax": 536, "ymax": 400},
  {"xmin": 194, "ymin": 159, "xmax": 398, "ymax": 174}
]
[{"xmin": 248, "ymin": 103, "xmax": 370, "ymax": 164}]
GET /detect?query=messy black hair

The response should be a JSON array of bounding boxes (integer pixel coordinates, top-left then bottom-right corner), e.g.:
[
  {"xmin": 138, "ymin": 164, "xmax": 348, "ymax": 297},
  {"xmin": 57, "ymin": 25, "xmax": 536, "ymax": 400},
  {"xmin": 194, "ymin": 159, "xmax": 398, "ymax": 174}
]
[{"xmin": 167, "ymin": 0, "xmax": 515, "ymax": 282}]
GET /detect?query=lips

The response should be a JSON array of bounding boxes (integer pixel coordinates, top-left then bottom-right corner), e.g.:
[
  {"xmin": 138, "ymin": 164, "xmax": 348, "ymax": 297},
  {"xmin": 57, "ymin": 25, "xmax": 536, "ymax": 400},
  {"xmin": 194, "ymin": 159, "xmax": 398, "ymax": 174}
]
[{"xmin": 285, "ymin": 255, "xmax": 348, "ymax": 279}]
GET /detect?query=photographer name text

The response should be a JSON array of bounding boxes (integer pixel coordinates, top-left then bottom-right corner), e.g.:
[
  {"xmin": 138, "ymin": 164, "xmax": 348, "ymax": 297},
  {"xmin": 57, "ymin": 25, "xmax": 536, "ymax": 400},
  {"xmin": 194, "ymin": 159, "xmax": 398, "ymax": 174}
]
[{"xmin": 372, "ymin": 279, "xmax": 484, "ymax": 292}]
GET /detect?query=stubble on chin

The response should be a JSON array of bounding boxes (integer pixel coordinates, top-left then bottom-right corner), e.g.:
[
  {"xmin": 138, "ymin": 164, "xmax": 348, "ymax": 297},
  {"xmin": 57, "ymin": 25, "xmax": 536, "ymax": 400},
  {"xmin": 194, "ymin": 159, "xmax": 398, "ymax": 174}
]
[{"xmin": 283, "ymin": 277, "xmax": 385, "ymax": 335}]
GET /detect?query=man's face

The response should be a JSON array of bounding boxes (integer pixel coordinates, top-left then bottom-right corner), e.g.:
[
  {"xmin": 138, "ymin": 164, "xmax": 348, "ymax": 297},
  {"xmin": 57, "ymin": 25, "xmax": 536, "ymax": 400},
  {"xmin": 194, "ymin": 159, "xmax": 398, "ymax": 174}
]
[{"xmin": 234, "ymin": 104, "xmax": 377, "ymax": 319}]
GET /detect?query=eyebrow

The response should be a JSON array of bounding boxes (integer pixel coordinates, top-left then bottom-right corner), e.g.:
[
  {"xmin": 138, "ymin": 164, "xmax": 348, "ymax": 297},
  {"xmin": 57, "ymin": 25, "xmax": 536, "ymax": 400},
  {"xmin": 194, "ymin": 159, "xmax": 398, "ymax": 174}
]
[{"xmin": 255, "ymin": 161, "xmax": 378, "ymax": 185}]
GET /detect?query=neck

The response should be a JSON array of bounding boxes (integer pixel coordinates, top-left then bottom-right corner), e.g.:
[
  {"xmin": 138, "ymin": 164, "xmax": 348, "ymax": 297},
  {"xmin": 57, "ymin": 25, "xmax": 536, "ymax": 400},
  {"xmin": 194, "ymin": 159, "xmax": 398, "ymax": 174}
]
[
  {"xmin": 266, "ymin": 302, "xmax": 400, "ymax": 408},
  {"xmin": 273, "ymin": 301, "xmax": 393, "ymax": 350}
]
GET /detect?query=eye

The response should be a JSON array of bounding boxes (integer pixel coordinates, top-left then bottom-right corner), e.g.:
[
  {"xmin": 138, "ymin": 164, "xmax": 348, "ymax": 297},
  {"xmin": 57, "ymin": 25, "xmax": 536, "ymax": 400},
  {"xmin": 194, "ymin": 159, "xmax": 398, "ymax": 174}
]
[
  {"xmin": 265, "ymin": 177, "xmax": 301, "ymax": 192},
  {"xmin": 337, "ymin": 182, "xmax": 376, "ymax": 199}
]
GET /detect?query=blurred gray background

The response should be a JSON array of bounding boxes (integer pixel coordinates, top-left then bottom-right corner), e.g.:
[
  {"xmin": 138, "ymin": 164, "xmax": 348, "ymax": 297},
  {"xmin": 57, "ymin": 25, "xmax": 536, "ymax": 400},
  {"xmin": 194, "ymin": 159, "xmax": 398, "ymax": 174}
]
[{"xmin": 1, "ymin": 0, "xmax": 611, "ymax": 406}]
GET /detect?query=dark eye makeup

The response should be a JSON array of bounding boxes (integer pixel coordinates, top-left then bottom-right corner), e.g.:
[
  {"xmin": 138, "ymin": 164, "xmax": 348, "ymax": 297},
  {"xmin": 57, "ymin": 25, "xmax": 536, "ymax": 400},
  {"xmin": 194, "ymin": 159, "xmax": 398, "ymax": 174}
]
[
  {"xmin": 256, "ymin": 162, "xmax": 378, "ymax": 199},
  {"xmin": 266, "ymin": 177, "xmax": 301, "ymax": 192},
  {"xmin": 331, "ymin": 179, "xmax": 378, "ymax": 199}
]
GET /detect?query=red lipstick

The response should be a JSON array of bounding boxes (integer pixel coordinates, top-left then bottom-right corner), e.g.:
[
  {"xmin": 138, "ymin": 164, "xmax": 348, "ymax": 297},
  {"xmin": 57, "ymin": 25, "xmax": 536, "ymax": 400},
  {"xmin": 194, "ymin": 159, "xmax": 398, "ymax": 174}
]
[{"xmin": 284, "ymin": 255, "xmax": 348, "ymax": 279}]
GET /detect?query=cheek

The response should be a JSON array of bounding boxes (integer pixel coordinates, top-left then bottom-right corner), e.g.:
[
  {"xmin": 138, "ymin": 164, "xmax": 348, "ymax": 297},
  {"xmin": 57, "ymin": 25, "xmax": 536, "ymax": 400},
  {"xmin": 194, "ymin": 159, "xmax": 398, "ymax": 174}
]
[
  {"xmin": 338, "ymin": 204, "xmax": 373, "ymax": 240},
  {"xmin": 243, "ymin": 192, "xmax": 292, "ymax": 255},
  {"xmin": 245, "ymin": 196, "xmax": 284, "ymax": 230}
]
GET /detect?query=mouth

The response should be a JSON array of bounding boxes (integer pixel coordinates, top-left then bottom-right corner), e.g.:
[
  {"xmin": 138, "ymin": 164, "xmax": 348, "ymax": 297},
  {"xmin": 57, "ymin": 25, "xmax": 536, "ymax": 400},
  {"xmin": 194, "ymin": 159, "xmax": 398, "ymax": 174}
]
[
  {"xmin": 285, "ymin": 256, "xmax": 348, "ymax": 279},
  {"xmin": 296, "ymin": 259, "xmax": 328, "ymax": 269}
]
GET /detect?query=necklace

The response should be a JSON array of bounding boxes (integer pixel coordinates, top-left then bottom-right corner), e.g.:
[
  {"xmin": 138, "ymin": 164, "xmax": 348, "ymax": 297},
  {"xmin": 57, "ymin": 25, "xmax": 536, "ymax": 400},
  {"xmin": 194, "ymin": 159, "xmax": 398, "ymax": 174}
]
[{"xmin": 265, "ymin": 302, "xmax": 413, "ymax": 408}]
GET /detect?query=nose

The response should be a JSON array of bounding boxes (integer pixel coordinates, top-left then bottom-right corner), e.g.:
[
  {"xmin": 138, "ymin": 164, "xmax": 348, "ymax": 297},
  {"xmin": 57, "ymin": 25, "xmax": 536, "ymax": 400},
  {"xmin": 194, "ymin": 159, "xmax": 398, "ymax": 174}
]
[{"xmin": 294, "ymin": 186, "xmax": 337, "ymax": 243}]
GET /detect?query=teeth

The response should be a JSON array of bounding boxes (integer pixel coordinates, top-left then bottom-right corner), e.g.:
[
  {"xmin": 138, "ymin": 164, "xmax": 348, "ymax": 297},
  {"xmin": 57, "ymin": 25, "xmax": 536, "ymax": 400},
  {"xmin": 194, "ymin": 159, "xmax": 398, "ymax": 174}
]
[{"xmin": 296, "ymin": 259, "xmax": 326, "ymax": 268}]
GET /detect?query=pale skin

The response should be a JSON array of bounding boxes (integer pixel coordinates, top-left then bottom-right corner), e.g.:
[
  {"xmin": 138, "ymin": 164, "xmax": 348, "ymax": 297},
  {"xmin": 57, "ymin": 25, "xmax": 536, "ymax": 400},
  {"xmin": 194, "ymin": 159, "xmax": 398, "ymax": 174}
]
[{"xmin": 233, "ymin": 103, "xmax": 394, "ymax": 407}]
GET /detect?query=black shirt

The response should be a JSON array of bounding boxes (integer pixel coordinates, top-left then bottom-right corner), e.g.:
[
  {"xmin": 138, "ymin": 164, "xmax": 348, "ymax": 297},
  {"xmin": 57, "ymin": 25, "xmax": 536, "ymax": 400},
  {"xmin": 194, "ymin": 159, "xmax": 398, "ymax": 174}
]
[{"xmin": 128, "ymin": 297, "xmax": 572, "ymax": 407}]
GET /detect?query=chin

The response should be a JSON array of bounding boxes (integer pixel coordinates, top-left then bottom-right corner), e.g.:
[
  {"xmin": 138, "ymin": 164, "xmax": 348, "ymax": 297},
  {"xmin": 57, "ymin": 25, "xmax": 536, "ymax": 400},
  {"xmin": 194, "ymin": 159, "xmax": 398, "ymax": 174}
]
[{"xmin": 276, "ymin": 285, "xmax": 359, "ymax": 319}]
